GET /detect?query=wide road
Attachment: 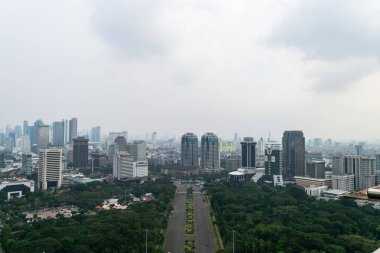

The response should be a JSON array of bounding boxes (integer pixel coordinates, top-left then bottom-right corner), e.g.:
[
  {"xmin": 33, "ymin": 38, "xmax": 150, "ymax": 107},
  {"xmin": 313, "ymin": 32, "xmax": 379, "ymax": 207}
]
[
  {"xmin": 164, "ymin": 184, "xmax": 187, "ymax": 253},
  {"xmin": 194, "ymin": 187, "xmax": 216, "ymax": 253}
]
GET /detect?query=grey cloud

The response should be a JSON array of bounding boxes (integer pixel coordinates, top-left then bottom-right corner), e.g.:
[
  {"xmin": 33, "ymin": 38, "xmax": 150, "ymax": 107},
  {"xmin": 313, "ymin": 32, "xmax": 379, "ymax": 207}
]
[
  {"xmin": 91, "ymin": 0, "xmax": 166, "ymax": 59},
  {"xmin": 269, "ymin": 0, "xmax": 380, "ymax": 60}
]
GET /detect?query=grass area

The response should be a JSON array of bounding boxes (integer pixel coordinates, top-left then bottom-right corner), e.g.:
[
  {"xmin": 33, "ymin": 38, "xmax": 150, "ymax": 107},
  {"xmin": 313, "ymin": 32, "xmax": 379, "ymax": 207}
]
[
  {"xmin": 184, "ymin": 187, "xmax": 195, "ymax": 252},
  {"xmin": 184, "ymin": 240, "xmax": 195, "ymax": 253}
]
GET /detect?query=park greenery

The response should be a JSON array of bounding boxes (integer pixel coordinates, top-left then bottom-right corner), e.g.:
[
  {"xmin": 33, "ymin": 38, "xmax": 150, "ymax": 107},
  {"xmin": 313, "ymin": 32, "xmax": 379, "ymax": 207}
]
[
  {"xmin": 184, "ymin": 187, "xmax": 195, "ymax": 253},
  {"xmin": 208, "ymin": 181, "xmax": 380, "ymax": 253},
  {"xmin": 0, "ymin": 177, "xmax": 176, "ymax": 253}
]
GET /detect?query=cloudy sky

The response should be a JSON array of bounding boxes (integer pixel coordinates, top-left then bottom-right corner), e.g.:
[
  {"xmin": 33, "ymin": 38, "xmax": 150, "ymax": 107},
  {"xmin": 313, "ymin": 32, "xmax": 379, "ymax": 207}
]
[{"xmin": 1, "ymin": 0, "xmax": 380, "ymax": 141}]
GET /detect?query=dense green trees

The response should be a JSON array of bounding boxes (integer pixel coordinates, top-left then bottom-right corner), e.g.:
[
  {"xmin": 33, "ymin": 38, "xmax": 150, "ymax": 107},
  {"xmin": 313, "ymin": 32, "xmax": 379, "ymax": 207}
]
[
  {"xmin": 208, "ymin": 181, "xmax": 380, "ymax": 253},
  {"xmin": 1, "ymin": 177, "xmax": 175, "ymax": 253}
]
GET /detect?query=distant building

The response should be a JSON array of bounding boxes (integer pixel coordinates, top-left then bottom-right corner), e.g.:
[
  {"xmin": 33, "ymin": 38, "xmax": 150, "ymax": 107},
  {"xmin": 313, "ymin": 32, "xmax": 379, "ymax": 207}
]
[
  {"xmin": 22, "ymin": 153, "xmax": 33, "ymax": 175},
  {"xmin": 264, "ymin": 142, "xmax": 282, "ymax": 177},
  {"xmin": 73, "ymin": 137, "xmax": 89, "ymax": 168},
  {"xmin": 69, "ymin": 118, "xmax": 78, "ymax": 144},
  {"xmin": 91, "ymin": 151, "xmax": 107, "ymax": 170},
  {"xmin": 38, "ymin": 148, "xmax": 63, "ymax": 190},
  {"xmin": 114, "ymin": 136, "xmax": 128, "ymax": 152},
  {"xmin": 219, "ymin": 141, "xmax": 237, "ymax": 153},
  {"xmin": 355, "ymin": 145, "xmax": 363, "ymax": 156},
  {"xmin": 113, "ymin": 151, "xmax": 148, "ymax": 179},
  {"xmin": 0, "ymin": 179, "xmax": 35, "ymax": 200},
  {"xmin": 20, "ymin": 135, "xmax": 31, "ymax": 153},
  {"xmin": 256, "ymin": 137, "xmax": 265, "ymax": 156},
  {"xmin": 38, "ymin": 125, "xmax": 50, "ymax": 150},
  {"xmin": 90, "ymin": 126, "xmax": 101, "ymax": 142},
  {"xmin": 304, "ymin": 185, "xmax": 328, "ymax": 197},
  {"xmin": 241, "ymin": 137, "xmax": 256, "ymax": 169},
  {"xmin": 376, "ymin": 154, "xmax": 380, "ymax": 171},
  {"xmin": 282, "ymin": 131, "xmax": 305, "ymax": 179},
  {"xmin": 306, "ymin": 161, "xmax": 325, "ymax": 179},
  {"xmin": 226, "ymin": 155, "xmax": 241, "ymax": 171},
  {"xmin": 181, "ymin": 133, "xmax": 199, "ymax": 170},
  {"xmin": 52, "ymin": 121, "xmax": 65, "ymax": 147},
  {"xmin": 294, "ymin": 176, "xmax": 332, "ymax": 188},
  {"xmin": 305, "ymin": 152, "xmax": 323, "ymax": 162},
  {"xmin": 201, "ymin": 133, "xmax": 220, "ymax": 173},
  {"xmin": 0, "ymin": 152, "xmax": 5, "ymax": 168},
  {"xmin": 23, "ymin": 120, "xmax": 29, "ymax": 136},
  {"xmin": 109, "ymin": 131, "xmax": 128, "ymax": 143},
  {"xmin": 126, "ymin": 141, "xmax": 147, "ymax": 162}
]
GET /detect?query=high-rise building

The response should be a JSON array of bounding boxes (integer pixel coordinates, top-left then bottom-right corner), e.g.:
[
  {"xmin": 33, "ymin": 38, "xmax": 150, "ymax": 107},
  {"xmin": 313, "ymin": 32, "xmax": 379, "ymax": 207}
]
[
  {"xmin": 152, "ymin": 132, "xmax": 157, "ymax": 147},
  {"xmin": 109, "ymin": 131, "xmax": 128, "ymax": 143},
  {"xmin": 0, "ymin": 133, "xmax": 5, "ymax": 146},
  {"xmin": 113, "ymin": 151, "xmax": 134, "ymax": 180},
  {"xmin": 282, "ymin": 131, "xmax": 305, "ymax": 179},
  {"xmin": 181, "ymin": 133, "xmax": 199, "ymax": 170},
  {"xmin": 355, "ymin": 145, "xmax": 363, "ymax": 156},
  {"xmin": 306, "ymin": 161, "xmax": 325, "ymax": 179},
  {"xmin": 90, "ymin": 126, "xmax": 101, "ymax": 142},
  {"xmin": 52, "ymin": 121, "xmax": 65, "ymax": 147},
  {"xmin": 38, "ymin": 125, "xmax": 50, "ymax": 150},
  {"xmin": 91, "ymin": 151, "xmax": 107, "ymax": 170},
  {"xmin": 69, "ymin": 118, "xmax": 78, "ymax": 144},
  {"xmin": 257, "ymin": 137, "xmax": 265, "ymax": 157},
  {"xmin": 20, "ymin": 136, "xmax": 31, "ymax": 153},
  {"xmin": 376, "ymin": 154, "xmax": 380, "ymax": 171},
  {"xmin": 114, "ymin": 136, "xmax": 128, "ymax": 152},
  {"xmin": 14, "ymin": 125, "xmax": 22, "ymax": 139},
  {"xmin": 38, "ymin": 148, "xmax": 63, "ymax": 190},
  {"xmin": 22, "ymin": 153, "xmax": 33, "ymax": 175},
  {"xmin": 126, "ymin": 141, "xmax": 147, "ymax": 162},
  {"xmin": 73, "ymin": 137, "xmax": 89, "ymax": 168},
  {"xmin": 332, "ymin": 174, "xmax": 354, "ymax": 192},
  {"xmin": 201, "ymin": 133, "xmax": 220, "ymax": 172},
  {"xmin": 0, "ymin": 152, "xmax": 5, "ymax": 168},
  {"xmin": 23, "ymin": 120, "xmax": 29, "ymax": 136},
  {"xmin": 332, "ymin": 155, "xmax": 376, "ymax": 191},
  {"xmin": 31, "ymin": 120, "xmax": 44, "ymax": 146},
  {"xmin": 241, "ymin": 137, "xmax": 256, "ymax": 169},
  {"xmin": 264, "ymin": 142, "xmax": 282, "ymax": 177}
]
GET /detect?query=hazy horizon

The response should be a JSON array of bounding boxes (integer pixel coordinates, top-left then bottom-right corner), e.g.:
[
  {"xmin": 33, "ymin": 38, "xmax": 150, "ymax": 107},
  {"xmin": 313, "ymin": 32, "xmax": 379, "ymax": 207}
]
[{"xmin": 1, "ymin": 0, "xmax": 380, "ymax": 141}]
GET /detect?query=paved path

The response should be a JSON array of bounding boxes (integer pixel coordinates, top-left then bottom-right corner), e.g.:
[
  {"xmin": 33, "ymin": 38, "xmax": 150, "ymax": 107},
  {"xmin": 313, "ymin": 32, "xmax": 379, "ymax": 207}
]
[
  {"xmin": 194, "ymin": 188, "xmax": 216, "ymax": 253},
  {"xmin": 164, "ymin": 185, "xmax": 187, "ymax": 253}
]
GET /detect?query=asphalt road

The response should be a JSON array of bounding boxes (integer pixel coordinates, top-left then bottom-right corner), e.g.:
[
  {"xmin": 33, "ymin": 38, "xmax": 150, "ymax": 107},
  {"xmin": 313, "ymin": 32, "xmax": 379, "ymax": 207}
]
[
  {"xmin": 194, "ymin": 187, "xmax": 216, "ymax": 253},
  {"xmin": 164, "ymin": 184, "xmax": 187, "ymax": 253}
]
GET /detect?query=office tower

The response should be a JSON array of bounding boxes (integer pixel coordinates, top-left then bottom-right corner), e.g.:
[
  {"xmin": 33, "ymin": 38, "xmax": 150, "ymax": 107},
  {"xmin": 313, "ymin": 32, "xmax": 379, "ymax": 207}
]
[
  {"xmin": 31, "ymin": 120, "xmax": 44, "ymax": 146},
  {"xmin": 113, "ymin": 151, "xmax": 134, "ymax": 180},
  {"xmin": 0, "ymin": 152, "xmax": 5, "ymax": 168},
  {"xmin": 257, "ymin": 137, "xmax": 265, "ymax": 156},
  {"xmin": 126, "ymin": 141, "xmax": 147, "ymax": 162},
  {"xmin": 114, "ymin": 136, "xmax": 128, "ymax": 151},
  {"xmin": 20, "ymin": 136, "xmax": 31, "ymax": 152},
  {"xmin": 306, "ymin": 161, "xmax": 325, "ymax": 179},
  {"xmin": 355, "ymin": 145, "xmax": 363, "ymax": 156},
  {"xmin": 282, "ymin": 131, "xmax": 305, "ymax": 179},
  {"xmin": 90, "ymin": 126, "xmax": 101, "ymax": 142},
  {"xmin": 22, "ymin": 153, "xmax": 33, "ymax": 175},
  {"xmin": 113, "ymin": 151, "xmax": 149, "ymax": 180},
  {"xmin": 91, "ymin": 150, "xmax": 107, "ymax": 170},
  {"xmin": 109, "ymin": 131, "xmax": 128, "ymax": 143},
  {"xmin": 52, "ymin": 121, "xmax": 65, "ymax": 147},
  {"xmin": 181, "ymin": 133, "xmax": 199, "ymax": 170},
  {"xmin": 38, "ymin": 147, "xmax": 63, "ymax": 190},
  {"xmin": 38, "ymin": 125, "xmax": 50, "ymax": 150},
  {"xmin": 200, "ymin": 133, "xmax": 220, "ymax": 172},
  {"xmin": 241, "ymin": 137, "xmax": 256, "ymax": 169},
  {"xmin": 226, "ymin": 155, "xmax": 241, "ymax": 171},
  {"xmin": 73, "ymin": 137, "xmax": 89, "ymax": 168},
  {"xmin": 23, "ymin": 120, "xmax": 29, "ymax": 136},
  {"xmin": 5, "ymin": 124, "xmax": 12, "ymax": 137},
  {"xmin": 360, "ymin": 157, "xmax": 376, "ymax": 190},
  {"xmin": 376, "ymin": 154, "xmax": 380, "ymax": 171},
  {"xmin": 14, "ymin": 125, "xmax": 22, "ymax": 138},
  {"xmin": 234, "ymin": 133, "xmax": 238, "ymax": 144},
  {"xmin": 69, "ymin": 118, "xmax": 78, "ymax": 144},
  {"xmin": 313, "ymin": 138, "xmax": 322, "ymax": 147},
  {"xmin": 265, "ymin": 142, "xmax": 282, "ymax": 177}
]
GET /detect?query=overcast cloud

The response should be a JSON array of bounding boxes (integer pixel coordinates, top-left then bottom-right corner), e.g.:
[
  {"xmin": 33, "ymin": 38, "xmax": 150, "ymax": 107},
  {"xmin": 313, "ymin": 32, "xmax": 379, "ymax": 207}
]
[{"xmin": 0, "ymin": 0, "xmax": 380, "ymax": 141}]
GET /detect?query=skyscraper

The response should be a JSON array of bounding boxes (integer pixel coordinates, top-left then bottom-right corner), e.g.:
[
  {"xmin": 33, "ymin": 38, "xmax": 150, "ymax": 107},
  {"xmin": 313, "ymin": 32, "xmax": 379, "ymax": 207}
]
[
  {"xmin": 38, "ymin": 147, "xmax": 63, "ymax": 190},
  {"xmin": 241, "ymin": 137, "xmax": 256, "ymax": 169},
  {"xmin": 31, "ymin": 120, "xmax": 44, "ymax": 146},
  {"xmin": 23, "ymin": 120, "xmax": 29, "ymax": 136},
  {"xmin": 90, "ymin": 126, "xmax": 101, "ymax": 142},
  {"xmin": 181, "ymin": 133, "xmax": 199, "ymax": 170},
  {"xmin": 257, "ymin": 137, "xmax": 265, "ymax": 156},
  {"xmin": 126, "ymin": 141, "xmax": 147, "ymax": 162},
  {"xmin": 73, "ymin": 137, "xmax": 89, "ymax": 168},
  {"xmin": 22, "ymin": 153, "xmax": 33, "ymax": 175},
  {"xmin": 265, "ymin": 142, "xmax": 282, "ymax": 177},
  {"xmin": 52, "ymin": 121, "xmax": 65, "ymax": 147},
  {"xmin": 201, "ymin": 133, "xmax": 220, "ymax": 172},
  {"xmin": 282, "ymin": 131, "xmax": 305, "ymax": 179},
  {"xmin": 38, "ymin": 125, "xmax": 50, "ymax": 150},
  {"xmin": 69, "ymin": 118, "xmax": 78, "ymax": 144}
]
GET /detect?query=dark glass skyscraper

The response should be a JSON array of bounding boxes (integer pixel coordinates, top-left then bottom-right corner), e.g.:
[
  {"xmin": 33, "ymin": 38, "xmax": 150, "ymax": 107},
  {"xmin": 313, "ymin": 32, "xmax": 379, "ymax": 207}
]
[
  {"xmin": 265, "ymin": 142, "xmax": 282, "ymax": 177},
  {"xmin": 282, "ymin": 131, "xmax": 305, "ymax": 179},
  {"xmin": 201, "ymin": 133, "xmax": 220, "ymax": 172},
  {"xmin": 73, "ymin": 137, "xmax": 89, "ymax": 168},
  {"xmin": 181, "ymin": 133, "xmax": 198, "ymax": 170},
  {"xmin": 241, "ymin": 137, "xmax": 256, "ymax": 168}
]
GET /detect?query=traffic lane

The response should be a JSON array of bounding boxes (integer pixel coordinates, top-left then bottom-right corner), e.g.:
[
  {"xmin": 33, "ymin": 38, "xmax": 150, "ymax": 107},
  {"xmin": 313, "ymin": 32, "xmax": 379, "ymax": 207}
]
[{"xmin": 194, "ymin": 192, "xmax": 216, "ymax": 253}]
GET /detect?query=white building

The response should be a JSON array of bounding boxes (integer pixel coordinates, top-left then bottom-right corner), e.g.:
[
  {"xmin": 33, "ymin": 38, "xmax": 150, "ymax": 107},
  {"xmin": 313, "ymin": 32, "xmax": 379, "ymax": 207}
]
[
  {"xmin": 113, "ymin": 151, "xmax": 149, "ymax": 179},
  {"xmin": 0, "ymin": 179, "xmax": 35, "ymax": 200},
  {"xmin": 332, "ymin": 174, "xmax": 355, "ymax": 192},
  {"xmin": 304, "ymin": 185, "xmax": 328, "ymax": 197},
  {"xmin": 38, "ymin": 148, "xmax": 63, "ymax": 190}
]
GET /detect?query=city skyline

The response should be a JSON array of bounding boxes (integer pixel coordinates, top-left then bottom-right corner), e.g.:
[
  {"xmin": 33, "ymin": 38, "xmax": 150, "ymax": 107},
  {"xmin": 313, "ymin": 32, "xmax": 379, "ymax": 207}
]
[{"xmin": 2, "ymin": 1, "xmax": 380, "ymax": 140}]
